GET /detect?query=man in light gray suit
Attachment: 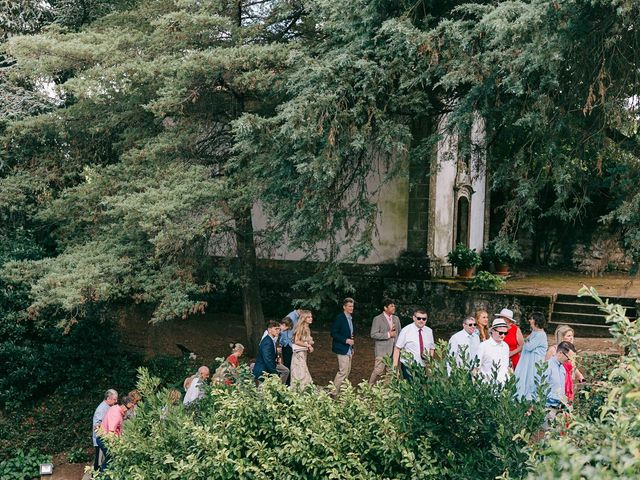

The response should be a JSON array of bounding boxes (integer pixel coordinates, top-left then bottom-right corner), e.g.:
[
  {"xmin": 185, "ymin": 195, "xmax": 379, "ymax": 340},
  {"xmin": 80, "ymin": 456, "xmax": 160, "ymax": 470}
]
[{"xmin": 369, "ymin": 299, "xmax": 402, "ymax": 384}]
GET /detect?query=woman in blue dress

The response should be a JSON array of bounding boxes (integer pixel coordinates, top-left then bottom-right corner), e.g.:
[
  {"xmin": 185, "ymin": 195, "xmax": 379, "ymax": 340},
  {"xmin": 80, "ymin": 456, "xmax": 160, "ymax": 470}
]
[{"xmin": 514, "ymin": 312, "xmax": 548, "ymax": 401}]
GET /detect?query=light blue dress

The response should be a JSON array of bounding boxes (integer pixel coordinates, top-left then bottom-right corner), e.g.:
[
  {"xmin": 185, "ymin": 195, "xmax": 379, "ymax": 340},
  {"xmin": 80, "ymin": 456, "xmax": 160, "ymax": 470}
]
[{"xmin": 514, "ymin": 330, "xmax": 548, "ymax": 401}]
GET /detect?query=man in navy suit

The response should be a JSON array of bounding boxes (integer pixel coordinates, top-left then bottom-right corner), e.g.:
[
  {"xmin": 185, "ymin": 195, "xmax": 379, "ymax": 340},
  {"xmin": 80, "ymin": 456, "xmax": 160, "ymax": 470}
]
[
  {"xmin": 331, "ymin": 297, "xmax": 356, "ymax": 394},
  {"xmin": 253, "ymin": 320, "xmax": 288, "ymax": 383}
]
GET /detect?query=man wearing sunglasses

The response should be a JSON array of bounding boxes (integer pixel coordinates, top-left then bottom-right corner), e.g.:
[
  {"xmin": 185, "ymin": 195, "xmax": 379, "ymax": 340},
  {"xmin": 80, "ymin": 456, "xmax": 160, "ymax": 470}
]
[
  {"xmin": 542, "ymin": 340, "xmax": 577, "ymax": 430},
  {"xmin": 447, "ymin": 316, "xmax": 481, "ymax": 373},
  {"xmin": 545, "ymin": 341, "xmax": 576, "ymax": 408},
  {"xmin": 474, "ymin": 318, "xmax": 510, "ymax": 384},
  {"xmin": 392, "ymin": 309, "xmax": 435, "ymax": 380}
]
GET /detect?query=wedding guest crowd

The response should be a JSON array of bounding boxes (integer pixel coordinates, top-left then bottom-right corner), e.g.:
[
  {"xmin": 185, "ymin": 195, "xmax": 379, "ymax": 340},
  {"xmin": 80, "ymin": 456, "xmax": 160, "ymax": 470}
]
[{"xmin": 92, "ymin": 300, "xmax": 588, "ymax": 472}]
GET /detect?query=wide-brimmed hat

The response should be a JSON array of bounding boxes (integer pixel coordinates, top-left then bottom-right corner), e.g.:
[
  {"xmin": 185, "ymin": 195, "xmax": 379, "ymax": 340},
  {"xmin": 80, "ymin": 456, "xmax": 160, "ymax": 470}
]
[
  {"xmin": 494, "ymin": 308, "xmax": 516, "ymax": 323},
  {"xmin": 491, "ymin": 319, "xmax": 509, "ymax": 330}
]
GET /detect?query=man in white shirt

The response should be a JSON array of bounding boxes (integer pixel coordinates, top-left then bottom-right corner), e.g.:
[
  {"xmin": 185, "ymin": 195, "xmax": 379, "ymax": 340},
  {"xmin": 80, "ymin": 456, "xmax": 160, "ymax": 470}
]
[
  {"xmin": 475, "ymin": 319, "xmax": 510, "ymax": 384},
  {"xmin": 183, "ymin": 365, "xmax": 210, "ymax": 405},
  {"xmin": 447, "ymin": 316, "xmax": 480, "ymax": 373},
  {"xmin": 92, "ymin": 389, "xmax": 118, "ymax": 471},
  {"xmin": 392, "ymin": 309, "xmax": 435, "ymax": 380}
]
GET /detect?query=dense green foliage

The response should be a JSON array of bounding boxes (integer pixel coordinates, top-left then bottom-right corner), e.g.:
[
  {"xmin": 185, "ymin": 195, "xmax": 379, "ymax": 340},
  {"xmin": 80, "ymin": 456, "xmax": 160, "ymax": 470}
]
[
  {"xmin": 469, "ymin": 271, "xmax": 505, "ymax": 291},
  {"xmin": 446, "ymin": 243, "xmax": 482, "ymax": 269},
  {"xmin": 529, "ymin": 287, "xmax": 640, "ymax": 478},
  {"xmin": 0, "ymin": 449, "xmax": 51, "ymax": 480},
  {"xmin": 1, "ymin": 0, "xmax": 638, "ymax": 333},
  {"xmin": 101, "ymin": 352, "xmax": 544, "ymax": 479}
]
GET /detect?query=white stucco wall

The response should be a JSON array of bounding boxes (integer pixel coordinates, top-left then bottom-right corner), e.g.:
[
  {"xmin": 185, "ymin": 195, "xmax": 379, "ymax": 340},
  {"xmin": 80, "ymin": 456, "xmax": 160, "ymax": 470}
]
[
  {"xmin": 469, "ymin": 117, "xmax": 487, "ymax": 252},
  {"xmin": 428, "ymin": 114, "xmax": 487, "ymax": 264},
  {"xmin": 252, "ymin": 155, "xmax": 409, "ymax": 264},
  {"xmin": 430, "ymin": 129, "xmax": 457, "ymax": 260}
]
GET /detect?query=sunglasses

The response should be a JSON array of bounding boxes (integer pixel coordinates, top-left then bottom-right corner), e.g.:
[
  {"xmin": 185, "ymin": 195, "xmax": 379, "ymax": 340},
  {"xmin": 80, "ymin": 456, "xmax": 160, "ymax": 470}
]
[
  {"xmin": 495, "ymin": 331, "xmax": 508, "ymax": 336},
  {"xmin": 415, "ymin": 316, "xmax": 428, "ymax": 321},
  {"xmin": 466, "ymin": 323, "xmax": 477, "ymax": 327}
]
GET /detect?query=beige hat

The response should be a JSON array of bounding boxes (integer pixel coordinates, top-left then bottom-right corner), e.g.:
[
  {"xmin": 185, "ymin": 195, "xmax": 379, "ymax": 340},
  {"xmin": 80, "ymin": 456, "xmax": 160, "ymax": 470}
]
[
  {"xmin": 491, "ymin": 319, "xmax": 509, "ymax": 330},
  {"xmin": 495, "ymin": 308, "xmax": 516, "ymax": 323}
]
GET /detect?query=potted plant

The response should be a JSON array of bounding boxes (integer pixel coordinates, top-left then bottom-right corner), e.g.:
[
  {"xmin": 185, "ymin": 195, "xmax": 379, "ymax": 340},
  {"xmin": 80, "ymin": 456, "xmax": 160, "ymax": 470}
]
[
  {"xmin": 447, "ymin": 243, "xmax": 482, "ymax": 278},
  {"xmin": 486, "ymin": 237, "xmax": 523, "ymax": 276}
]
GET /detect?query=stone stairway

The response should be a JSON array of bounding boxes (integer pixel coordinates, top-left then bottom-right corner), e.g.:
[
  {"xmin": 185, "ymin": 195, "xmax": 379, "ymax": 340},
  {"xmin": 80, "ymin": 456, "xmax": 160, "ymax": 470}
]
[{"xmin": 549, "ymin": 293, "xmax": 638, "ymax": 337}]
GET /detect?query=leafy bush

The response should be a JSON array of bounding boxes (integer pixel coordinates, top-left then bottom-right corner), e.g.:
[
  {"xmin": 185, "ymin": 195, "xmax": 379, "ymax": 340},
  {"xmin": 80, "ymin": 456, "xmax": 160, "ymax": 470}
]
[
  {"xmin": 447, "ymin": 243, "xmax": 482, "ymax": 269},
  {"xmin": 100, "ymin": 351, "xmax": 543, "ymax": 479},
  {"xmin": 396, "ymin": 347, "xmax": 544, "ymax": 479},
  {"xmin": 0, "ymin": 449, "xmax": 51, "ymax": 480},
  {"xmin": 67, "ymin": 447, "xmax": 90, "ymax": 464},
  {"xmin": 0, "ymin": 351, "xmax": 192, "ymax": 461},
  {"xmin": 571, "ymin": 353, "xmax": 620, "ymax": 419},
  {"xmin": 485, "ymin": 237, "xmax": 523, "ymax": 265},
  {"xmin": 469, "ymin": 270, "xmax": 505, "ymax": 291},
  {"xmin": 528, "ymin": 287, "xmax": 640, "ymax": 478}
]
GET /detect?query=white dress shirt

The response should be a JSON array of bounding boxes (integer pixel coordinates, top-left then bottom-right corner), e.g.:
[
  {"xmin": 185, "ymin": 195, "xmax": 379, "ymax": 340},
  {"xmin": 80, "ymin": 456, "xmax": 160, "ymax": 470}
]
[
  {"xmin": 448, "ymin": 329, "xmax": 480, "ymax": 368},
  {"xmin": 183, "ymin": 377, "xmax": 204, "ymax": 405},
  {"xmin": 395, "ymin": 323, "xmax": 435, "ymax": 366},
  {"xmin": 476, "ymin": 338, "xmax": 510, "ymax": 384}
]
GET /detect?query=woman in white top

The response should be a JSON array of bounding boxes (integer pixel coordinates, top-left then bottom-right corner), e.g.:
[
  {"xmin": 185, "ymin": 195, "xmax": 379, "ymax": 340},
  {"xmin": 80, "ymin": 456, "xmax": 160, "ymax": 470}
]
[{"xmin": 289, "ymin": 310, "xmax": 314, "ymax": 388}]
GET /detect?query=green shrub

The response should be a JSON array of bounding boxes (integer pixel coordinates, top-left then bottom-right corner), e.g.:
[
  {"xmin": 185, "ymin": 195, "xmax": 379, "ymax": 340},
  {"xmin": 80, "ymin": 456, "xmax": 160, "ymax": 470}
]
[
  {"xmin": 0, "ymin": 449, "xmax": 51, "ymax": 480},
  {"xmin": 528, "ymin": 287, "xmax": 640, "ymax": 478},
  {"xmin": 67, "ymin": 447, "xmax": 90, "ymax": 464},
  {"xmin": 485, "ymin": 237, "xmax": 523, "ymax": 265},
  {"xmin": 447, "ymin": 243, "xmax": 482, "ymax": 269},
  {"xmin": 0, "ymin": 348, "xmax": 188, "ymax": 460},
  {"xmin": 100, "ymin": 350, "xmax": 544, "ymax": 479},
  {"xmin": 468, "ymin": 270, "xmax": 505, "ymax": 291},
  {"xmin": 395, "ymin": 345, "xmax": 544, "ymax": 479}
]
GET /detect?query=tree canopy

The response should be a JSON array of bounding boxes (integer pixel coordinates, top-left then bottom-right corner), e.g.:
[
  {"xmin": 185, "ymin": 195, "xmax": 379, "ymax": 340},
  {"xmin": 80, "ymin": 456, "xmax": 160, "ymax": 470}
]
[{"xmin": 1, "ymin": 0, "xmax": 638, "ymax": 340}]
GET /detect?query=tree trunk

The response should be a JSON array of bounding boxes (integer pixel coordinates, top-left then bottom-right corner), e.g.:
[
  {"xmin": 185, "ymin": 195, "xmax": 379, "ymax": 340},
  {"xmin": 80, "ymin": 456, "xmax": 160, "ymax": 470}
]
[{"xmin": 235, "ymin": 206, "xmax": 264, "ymax": 356}]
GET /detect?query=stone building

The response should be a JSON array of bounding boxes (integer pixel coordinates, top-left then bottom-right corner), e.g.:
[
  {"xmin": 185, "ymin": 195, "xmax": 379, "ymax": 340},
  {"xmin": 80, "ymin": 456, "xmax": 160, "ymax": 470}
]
[{"xmin": 253, "ymin": 114, "xmax": 489, "ymax": 275}]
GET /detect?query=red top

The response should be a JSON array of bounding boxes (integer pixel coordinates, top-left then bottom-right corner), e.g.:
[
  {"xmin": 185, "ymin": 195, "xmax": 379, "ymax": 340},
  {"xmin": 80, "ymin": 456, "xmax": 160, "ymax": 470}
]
[
  {"xmin": 224, "ymin": 354, "xmax": 239, "ymax": 385},
  {"xmin": 564, "ymin": 361, "xmax": 574, "ymax": 402},
  {"xmin": 226, "ymin": 354, "xmax": 239, "ymax": 368},
  {"xmin": 504, "ymin": 325, "xmax": 521, "ymax": 369}
]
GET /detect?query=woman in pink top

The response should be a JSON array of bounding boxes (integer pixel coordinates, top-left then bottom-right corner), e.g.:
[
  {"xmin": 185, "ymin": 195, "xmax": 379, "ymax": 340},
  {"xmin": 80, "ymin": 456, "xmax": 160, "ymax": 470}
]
[{"xmin": 96, "ymin": 395, "xmax": 134, "ymax": 472}]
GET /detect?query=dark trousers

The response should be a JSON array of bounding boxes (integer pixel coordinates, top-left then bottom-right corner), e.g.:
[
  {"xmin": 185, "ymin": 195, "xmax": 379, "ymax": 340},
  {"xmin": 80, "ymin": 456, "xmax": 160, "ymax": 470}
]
[
  {"xmin": 96, "ymin": 436, "xmax": 110, "ymax": 472},
  {"xmin": 93, "ymin": 446, "xmax": 101, "ymax": 470},
  {"xmin": 400, "ymin": 363, "xmax": 414, "ymax": 382},
  {"xmin": 282, "ymin": 345, "xmax": 293, "ymax": 385}
]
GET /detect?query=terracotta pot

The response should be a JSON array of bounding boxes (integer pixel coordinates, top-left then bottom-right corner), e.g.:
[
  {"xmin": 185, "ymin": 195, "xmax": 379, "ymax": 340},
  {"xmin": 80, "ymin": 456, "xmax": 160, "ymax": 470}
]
[
  {"xmin": 495, "ymin": 263, "xmax": 510, "ymax": 276},
  {"xmin": 457, "ymin": 267, "xmax": 475, "ymax": 279}
]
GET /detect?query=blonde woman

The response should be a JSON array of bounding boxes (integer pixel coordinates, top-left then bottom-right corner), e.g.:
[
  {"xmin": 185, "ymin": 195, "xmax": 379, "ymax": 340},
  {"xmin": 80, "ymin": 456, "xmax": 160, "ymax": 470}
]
[
  {"xmin": 545, "ymin": 325, "xmax": 585, "ymax": 402},
  {"xmin": 475, "ymin": 309, "xmax": 490, "ymax": 341},
  {"xmin": 226, "ymin": 343, "xmax": 245, "ymax": 369},
  {"xmin": 212, "ymin": 343, "xmax": 244, "ymax": 385},
  {"xmin": 290, "ymin": 310, "xmax": 314, "ymax": 388}
]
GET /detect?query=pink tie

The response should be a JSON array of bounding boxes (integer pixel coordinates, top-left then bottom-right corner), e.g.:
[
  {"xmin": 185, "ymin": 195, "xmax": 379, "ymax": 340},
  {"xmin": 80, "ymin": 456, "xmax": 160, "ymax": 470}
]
[{"xmin": 418, "ymin": 328, "xmax": 424, "ymax": 355}]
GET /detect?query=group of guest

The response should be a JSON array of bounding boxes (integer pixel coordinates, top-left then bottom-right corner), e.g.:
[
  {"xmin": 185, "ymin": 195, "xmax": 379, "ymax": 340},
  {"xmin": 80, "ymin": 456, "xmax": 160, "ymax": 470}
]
[
  {"xmin": 92, "ymin": 301, "xmax": 589, "ymax": 475},
  {"xmin": 252, "ymin": 309, "xmax": 318, "ymax": 389},
  {"xmin": 447, "ymin": 307, "xmax": 584, "ymax": 427},
  {"xmin": 91, "ymin": 389, "xmax": 140, "ymax": 472}
]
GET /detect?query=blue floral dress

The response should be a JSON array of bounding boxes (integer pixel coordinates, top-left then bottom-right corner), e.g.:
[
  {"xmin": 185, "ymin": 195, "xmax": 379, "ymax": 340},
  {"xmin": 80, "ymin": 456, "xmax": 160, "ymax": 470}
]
[{"xmin": 514, "ymin": 330, "xmax": 548, "ymax": 401}]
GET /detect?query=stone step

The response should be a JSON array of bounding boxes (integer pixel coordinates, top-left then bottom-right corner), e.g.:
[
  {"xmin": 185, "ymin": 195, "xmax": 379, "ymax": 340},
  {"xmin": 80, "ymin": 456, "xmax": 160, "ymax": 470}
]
[
  {"xmin": 550, "ymin": 311, "xmax": 620, "ymax": 326},
  {"xmin": 553, "ymin": 301, "xmax": 637, "ymax": 317},
  {"xmin": 555, "ymin": 293, "xmax": 637, "ymax": 307}
]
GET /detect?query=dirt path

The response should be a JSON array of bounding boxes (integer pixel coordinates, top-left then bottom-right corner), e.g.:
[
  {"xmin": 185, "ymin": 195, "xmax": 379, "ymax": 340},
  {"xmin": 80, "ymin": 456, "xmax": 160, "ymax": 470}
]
[{"xmin": 120, "ymin": 312, "xmax": 623, "ymax": 386}]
